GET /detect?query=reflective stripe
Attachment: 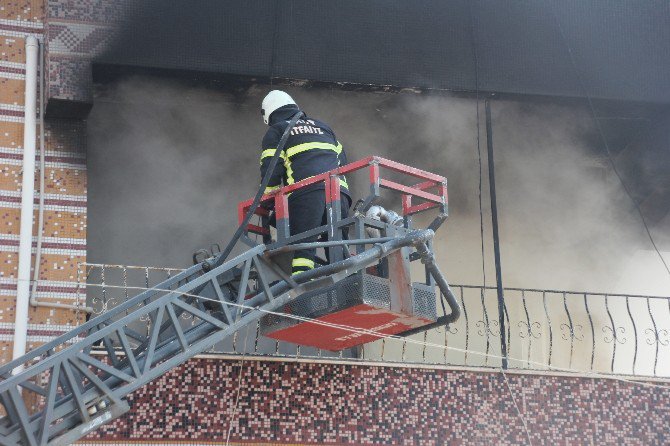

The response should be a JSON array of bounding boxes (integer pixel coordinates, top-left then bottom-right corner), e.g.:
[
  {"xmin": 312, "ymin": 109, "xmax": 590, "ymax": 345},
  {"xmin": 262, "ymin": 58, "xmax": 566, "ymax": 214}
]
[
  {"xmin": 285, "ymin": 157, "xmax": 295, "ymax": 185},
  {"xmin": 259, "ymin": 148, "xmax": 284, "ymax": 165},
  {"xmin": 335, "ymin": 141, "xmax": 346, "ymax": 189},
  {"xmin": 263, "ymin": 185, "xmax": 281, "ymax": 194},
  {"xmin": 292, "ymin": 257, "xmax": 315, "ymax": 269},
  {"xmin": 284, "ymin": 171, "xmax": 347, "ymax": 190},
  {"xmin": 282, "ymin": 141, "xmax": 348, "ymax": 188},
  {"xmin": 285, "ymin": 142, "xmax": 339, "ymax": 159}
]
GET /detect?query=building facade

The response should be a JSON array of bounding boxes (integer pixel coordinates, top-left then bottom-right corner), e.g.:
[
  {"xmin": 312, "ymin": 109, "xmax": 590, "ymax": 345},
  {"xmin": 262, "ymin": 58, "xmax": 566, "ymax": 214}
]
[{"xmin": 0, "ymin": 0, "xmax": 668, "ymax": 444}]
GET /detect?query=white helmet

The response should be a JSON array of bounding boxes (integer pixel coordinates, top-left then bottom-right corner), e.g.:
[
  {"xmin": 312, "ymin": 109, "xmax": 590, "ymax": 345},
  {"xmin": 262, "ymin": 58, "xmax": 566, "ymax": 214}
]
[{"xmin": 261, "ymin": 90, "xmax": 297, "ymax": 125}]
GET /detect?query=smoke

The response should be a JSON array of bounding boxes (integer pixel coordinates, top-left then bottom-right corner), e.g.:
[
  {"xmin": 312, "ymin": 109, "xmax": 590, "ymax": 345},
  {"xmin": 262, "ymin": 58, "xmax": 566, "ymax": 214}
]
[
  {"xmin": 87, "ymin": 77, "xmax": 670, "ymax": 295},
  {"xmin": 87, "ymin": 78, "xmax": 264, "ymax": 267},
  {"xmin": 487, "ymin": 101, "xmax": 655, "ymax": 291}
]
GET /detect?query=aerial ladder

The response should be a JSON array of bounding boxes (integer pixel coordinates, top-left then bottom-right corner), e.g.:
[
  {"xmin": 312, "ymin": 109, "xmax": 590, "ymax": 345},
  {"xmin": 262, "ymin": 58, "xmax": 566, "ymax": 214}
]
[{"xmin": 0, "ymin": 115, "xmax": 460, "ymax": 445}]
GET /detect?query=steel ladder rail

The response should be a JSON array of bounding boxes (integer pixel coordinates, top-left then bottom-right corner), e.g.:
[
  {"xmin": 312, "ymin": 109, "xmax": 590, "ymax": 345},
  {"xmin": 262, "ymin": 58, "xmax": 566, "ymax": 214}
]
[
  {"xmin": 0, "ymin": 230, "xmax": 439, "ymax": 446},
  {"xmin": 0, "ymin": 245, "xmax": 268, "ymax": 446}
]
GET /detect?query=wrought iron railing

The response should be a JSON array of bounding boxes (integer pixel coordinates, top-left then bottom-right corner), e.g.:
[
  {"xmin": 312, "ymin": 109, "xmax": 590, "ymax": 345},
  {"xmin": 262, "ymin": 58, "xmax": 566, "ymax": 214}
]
[{"xmin": 83, "ymin": 264, "xmax": 670, "ymax": 378}]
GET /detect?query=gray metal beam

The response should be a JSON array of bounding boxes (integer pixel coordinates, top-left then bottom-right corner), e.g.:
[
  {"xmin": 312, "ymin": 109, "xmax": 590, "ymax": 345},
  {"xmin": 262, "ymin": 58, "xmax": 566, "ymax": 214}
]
[{"xmin": 0, "ymin": 228, "xmax": 448, "ymax": 445}]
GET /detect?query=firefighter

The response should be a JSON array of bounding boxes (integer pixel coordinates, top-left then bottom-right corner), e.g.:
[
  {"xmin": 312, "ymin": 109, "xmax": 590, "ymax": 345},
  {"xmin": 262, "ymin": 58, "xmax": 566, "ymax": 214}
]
[{"xmin": 259, "ymin": 90, "xmax": 351, "ymax": 275}]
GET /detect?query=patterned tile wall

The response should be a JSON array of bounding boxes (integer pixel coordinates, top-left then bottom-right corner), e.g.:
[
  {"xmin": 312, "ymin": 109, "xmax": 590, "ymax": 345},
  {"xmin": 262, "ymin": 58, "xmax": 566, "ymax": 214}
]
[
  {"xmin": 46, "ymin": 0, "xmax": 129, "ymax": 103},
  {"xmin": 0, "ymin": 0, "xmax": 87, "ymax": 369},
  {"xmin": 79, "ymin": 358, "xmax": 669, "ymax": 445},
  {"xmin": 0, "ymin": 0, "xmax": 43, "ymax": 22},
  {"xmin": 47, "ymin": 0, "xmax": 130, "ymax": 23}
]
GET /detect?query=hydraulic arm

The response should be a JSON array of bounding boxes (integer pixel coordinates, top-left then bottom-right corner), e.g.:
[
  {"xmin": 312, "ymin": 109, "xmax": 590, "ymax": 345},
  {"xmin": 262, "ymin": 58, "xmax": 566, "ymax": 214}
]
[{"xmin": 0, "ymin": 155, "xmax": 460, "ymax": 445}]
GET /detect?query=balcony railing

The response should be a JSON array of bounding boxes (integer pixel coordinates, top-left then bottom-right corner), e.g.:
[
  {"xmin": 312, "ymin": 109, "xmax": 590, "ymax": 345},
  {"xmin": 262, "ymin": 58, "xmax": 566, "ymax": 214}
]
[{"xmin": 83, "ymin": 263, "xmax": 670, "ymax": 378}]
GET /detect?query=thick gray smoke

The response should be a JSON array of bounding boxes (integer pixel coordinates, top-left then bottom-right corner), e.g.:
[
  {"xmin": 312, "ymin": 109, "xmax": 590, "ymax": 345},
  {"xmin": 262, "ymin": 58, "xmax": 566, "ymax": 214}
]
[
  {"xmin": 88, "ymin": 79, "xmax": 262, "ymax": 267},
  {"xmin": 87, "ymin": 77, "xmax": 670, "ymax": 295}
]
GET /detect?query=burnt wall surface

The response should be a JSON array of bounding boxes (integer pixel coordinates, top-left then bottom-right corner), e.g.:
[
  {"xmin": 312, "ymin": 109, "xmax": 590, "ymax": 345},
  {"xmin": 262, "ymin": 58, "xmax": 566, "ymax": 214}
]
[
  {"xmin": 46, "ymin": 0, "xmax": 670, "ymax": 114},
  {"xmin": 79, "ymin": 358, "xmax": 669, "ymax": 445}
]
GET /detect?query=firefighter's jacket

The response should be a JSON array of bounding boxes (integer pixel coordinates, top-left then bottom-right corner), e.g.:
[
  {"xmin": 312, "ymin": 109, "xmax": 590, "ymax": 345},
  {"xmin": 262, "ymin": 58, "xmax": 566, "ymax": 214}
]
[{"xmin": 259, "ymin": 106, "xmax": 350, "ymax": 201}]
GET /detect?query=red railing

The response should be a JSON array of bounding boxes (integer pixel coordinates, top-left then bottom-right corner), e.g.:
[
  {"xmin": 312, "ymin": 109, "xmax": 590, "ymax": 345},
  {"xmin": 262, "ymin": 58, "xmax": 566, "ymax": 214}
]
[{"xmin": 238, "ymin": 156, "xmax": 447, "ymax": 236}]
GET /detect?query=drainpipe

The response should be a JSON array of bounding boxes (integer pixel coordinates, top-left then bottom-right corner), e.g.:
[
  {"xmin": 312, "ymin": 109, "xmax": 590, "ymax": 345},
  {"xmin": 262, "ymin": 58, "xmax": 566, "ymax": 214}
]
[
  {"xmin": 28, "ymin": 38, "xmax": 92, "ymax": 314},
  {"xmin": 12, "ymin": 36, "xmax": 39, "ymax": 369}
]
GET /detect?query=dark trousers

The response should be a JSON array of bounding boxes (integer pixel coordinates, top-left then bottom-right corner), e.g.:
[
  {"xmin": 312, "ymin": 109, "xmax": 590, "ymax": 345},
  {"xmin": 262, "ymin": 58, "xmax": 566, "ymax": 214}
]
[{"xmin": 289, "ymin": 189, "xmax": 350, "ymax": 274}]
